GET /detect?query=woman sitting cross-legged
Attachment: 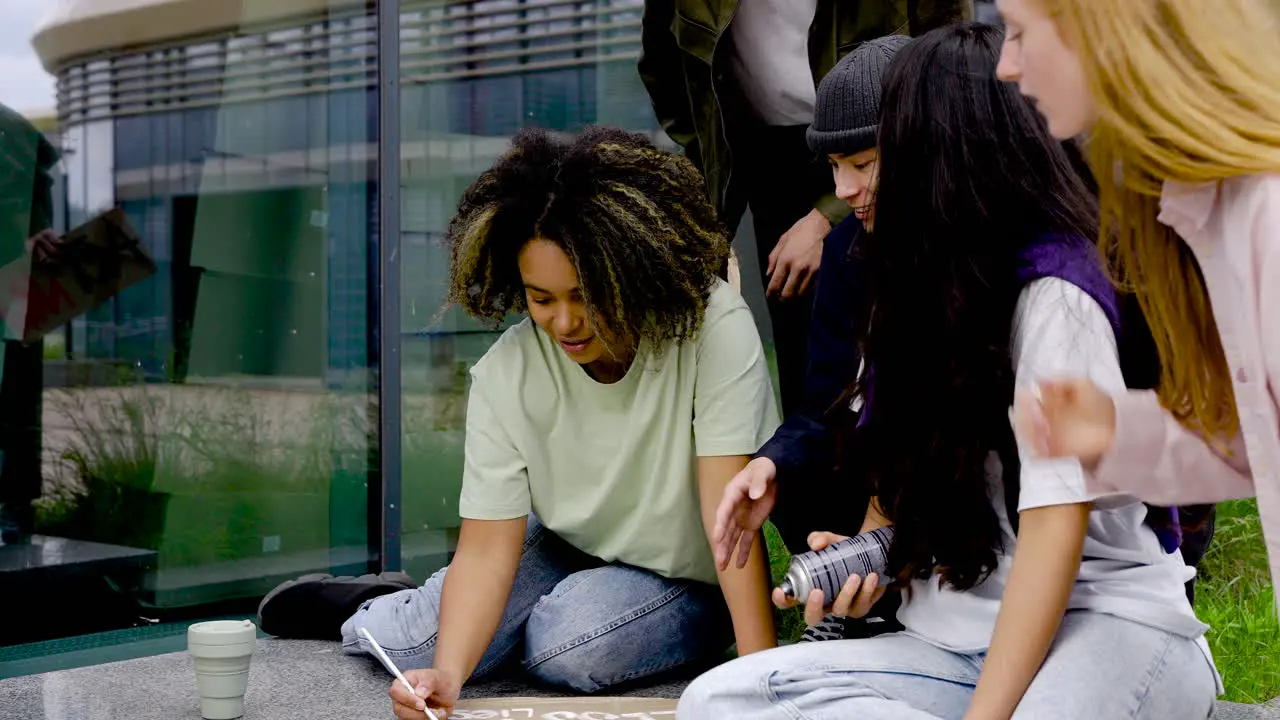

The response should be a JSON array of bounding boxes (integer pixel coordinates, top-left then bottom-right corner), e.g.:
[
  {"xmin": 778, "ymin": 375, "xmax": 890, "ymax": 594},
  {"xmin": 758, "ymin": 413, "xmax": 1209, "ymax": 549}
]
[{"xmin": 342, "ymin": 127, "xmax": 781, "ymax": 719}]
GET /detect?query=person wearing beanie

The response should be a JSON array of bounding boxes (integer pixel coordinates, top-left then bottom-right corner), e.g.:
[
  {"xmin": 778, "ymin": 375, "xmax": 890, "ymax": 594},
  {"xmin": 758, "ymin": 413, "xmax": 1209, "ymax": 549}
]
[
  {"xmin": 807, "ymin": 33, "xmax": 913, "ymax": 231},
  {"xmin": 710, "ymin": 34, "xmax": 915, "ymax": 647},
  {"xmin": 640, "ymin": 1, "xmax": 973, "ymax": 421}
]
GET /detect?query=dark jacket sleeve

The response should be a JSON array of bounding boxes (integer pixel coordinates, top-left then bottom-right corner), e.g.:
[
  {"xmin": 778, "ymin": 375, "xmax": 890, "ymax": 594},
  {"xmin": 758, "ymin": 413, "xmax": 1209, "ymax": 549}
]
[
  {"xmin": 638, "ymin": 0, "xmax": 700, "ymax": 157},
  {"xmin": 908, "ymin": 0, "xmax": 975, "ymax": 33},
  {"xmin": 757, "ymin": 216, "xmax": 865, "ymax": 482},
  {"xmin": 0, "ymin": 104, "xmax": 58, "ymax": 263}
]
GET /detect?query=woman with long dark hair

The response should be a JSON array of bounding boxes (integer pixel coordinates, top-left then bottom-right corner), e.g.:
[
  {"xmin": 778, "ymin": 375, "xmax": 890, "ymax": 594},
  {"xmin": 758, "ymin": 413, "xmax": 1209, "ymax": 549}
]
[{"xmin": 682, "ymin": 24, "xmax": 1217, "ymax": 719}]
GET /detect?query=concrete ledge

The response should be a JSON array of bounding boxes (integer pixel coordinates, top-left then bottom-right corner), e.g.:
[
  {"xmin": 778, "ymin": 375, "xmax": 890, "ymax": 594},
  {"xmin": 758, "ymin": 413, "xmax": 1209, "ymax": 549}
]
[
  {"xmin": 0, "ymin": 637, "xmax": 1275, "ymax": 719},
  {"xmin": 0, "ymin": 638, "xmax": 693, "ymax": 719}
]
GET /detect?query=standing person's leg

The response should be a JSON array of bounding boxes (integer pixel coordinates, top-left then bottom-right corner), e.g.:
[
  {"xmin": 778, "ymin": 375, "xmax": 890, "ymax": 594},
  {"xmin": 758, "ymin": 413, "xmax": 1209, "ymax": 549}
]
[
  {"xmin": 743, "ymin": 125, "xmax": 833, "ymax": 419},
  {"xmin": 341, "ymin": 516, "xmax": 594, "ymax": 676},
  {"xmin": 521, "ymin": 564, "xmax": 733, "ymax": 693},
  {"xmin": 677, "ymin": 632, "xmax": 980, "ymax": 720},
  {"xmin": 1179, "ymin": 504, "xmax": 1216, "ymax": 604},
  {"xmin": 0, "ymin": 338, "xmax": 43, "ymax": 544},
  {"xmin": 1009, "ymin": 611, "xmax": 1218, "ymax": 720}
]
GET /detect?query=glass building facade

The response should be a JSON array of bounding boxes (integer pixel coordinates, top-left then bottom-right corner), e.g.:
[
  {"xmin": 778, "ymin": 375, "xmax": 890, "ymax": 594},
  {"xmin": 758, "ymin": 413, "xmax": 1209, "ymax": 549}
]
[{"xmin": 2, "ymin": 0, "xmax": 667, "ymax": 664}]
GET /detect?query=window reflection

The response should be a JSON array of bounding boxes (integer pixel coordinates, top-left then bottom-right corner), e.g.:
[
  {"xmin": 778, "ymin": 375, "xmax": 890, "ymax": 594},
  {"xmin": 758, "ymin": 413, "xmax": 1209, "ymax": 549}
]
[
  {"xmin": 3, "ymin": 2, "xmax": 379, "ymax": 650},
  {"xmin": 5, "ymin": 0, "xmax": 659, "ymax": 654}
]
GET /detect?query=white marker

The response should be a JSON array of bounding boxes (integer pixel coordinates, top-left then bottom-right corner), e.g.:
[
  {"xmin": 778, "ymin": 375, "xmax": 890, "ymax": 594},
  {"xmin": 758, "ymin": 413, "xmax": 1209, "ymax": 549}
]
[{"xmin": 358, "ymin": 627, "xmax": 442, "ymax": 720}]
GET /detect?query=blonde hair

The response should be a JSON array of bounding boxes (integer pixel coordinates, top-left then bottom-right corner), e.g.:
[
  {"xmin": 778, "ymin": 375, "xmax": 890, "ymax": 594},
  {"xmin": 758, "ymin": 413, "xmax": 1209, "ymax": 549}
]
[{"xmin": 1039, "ymin": 0, "xmax": 1280, "ymax": 438}]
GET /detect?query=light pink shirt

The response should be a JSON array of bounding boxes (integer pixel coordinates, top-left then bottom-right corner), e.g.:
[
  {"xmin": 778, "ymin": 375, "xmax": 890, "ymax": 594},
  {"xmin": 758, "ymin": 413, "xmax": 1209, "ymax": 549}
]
[{"xmin": 1087, "ymin": 174, "xmax": 1280, "ymax": 614}]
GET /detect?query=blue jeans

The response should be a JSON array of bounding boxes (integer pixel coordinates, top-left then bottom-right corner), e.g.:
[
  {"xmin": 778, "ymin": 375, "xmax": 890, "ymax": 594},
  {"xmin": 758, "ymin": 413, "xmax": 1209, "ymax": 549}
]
[
  {"xmin": 677, "ymin": 611, "xmax": 1218, "ymax": 719},
  {"xmin": 342, "ymin": 516, "xmax": 732, "ymax": 692}
]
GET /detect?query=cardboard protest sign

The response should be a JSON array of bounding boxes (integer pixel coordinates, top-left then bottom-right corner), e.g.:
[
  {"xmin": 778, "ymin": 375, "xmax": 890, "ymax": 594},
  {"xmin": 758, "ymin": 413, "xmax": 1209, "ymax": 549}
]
[
  {"xmin": 19, "ymin": 208, "xmax": 157, "ymax": 343},
  {"xmin": 449, "ymin": 696, "xmax": 678, "ymax": 719}
]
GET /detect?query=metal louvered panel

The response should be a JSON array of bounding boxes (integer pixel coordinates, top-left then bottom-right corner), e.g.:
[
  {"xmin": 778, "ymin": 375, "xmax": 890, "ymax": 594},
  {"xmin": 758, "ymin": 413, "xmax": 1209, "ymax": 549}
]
[{"xmin": 55, "ymin": 0, "xmax": 643, "ymax": 124}]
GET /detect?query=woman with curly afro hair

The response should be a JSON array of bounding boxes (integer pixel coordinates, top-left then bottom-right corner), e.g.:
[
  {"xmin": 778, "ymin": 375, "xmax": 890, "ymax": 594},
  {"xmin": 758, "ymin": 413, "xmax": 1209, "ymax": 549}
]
[{"xmin": 343, "ymin": 126, "xmax": 781, "ymax": 718}]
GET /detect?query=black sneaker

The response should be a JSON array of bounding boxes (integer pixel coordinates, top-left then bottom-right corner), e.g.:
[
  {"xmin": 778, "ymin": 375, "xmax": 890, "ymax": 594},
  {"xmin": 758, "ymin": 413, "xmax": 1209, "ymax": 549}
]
[
  {"xmin": 801, "ymin": 615, "xmax": 862, "ymax": 642},
  {"xmin": 800, "ymin": 613, "xmax": 902, "ymax": 642},
  {"xmin": 257, "ymin": 571, "xmax": 417, "ymax": 640}
]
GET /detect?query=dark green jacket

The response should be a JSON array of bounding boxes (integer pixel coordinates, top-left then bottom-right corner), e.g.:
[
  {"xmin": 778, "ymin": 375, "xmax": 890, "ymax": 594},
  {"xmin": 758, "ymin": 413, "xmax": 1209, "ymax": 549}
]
[
  {"xmin": 0, "ymin": 104, "xmax": 58, "ymax": 269},
  {"xmin": 639, "ymin": 1, "xmax": 973, "ymax": 228}
]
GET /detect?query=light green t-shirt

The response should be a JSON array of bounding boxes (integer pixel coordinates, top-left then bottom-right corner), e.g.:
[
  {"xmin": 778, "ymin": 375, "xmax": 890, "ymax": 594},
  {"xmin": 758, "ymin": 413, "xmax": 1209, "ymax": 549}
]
[{"xmin": 457, "ymin": 281, "xmax": 780, "ymax": 585}]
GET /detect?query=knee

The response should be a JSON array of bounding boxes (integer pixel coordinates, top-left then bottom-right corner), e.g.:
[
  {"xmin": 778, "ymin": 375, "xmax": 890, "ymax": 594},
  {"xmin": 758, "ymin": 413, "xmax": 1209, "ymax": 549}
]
[
  {"xmin": 675, "ymin": 663, "xmax": 741, "ymax": 719},
  {"xmin": 522, "ymin": 597, "xmax": 629, "ymax": 693},
  {"xmin": 339, "ymin": 584, "xmax": 442, "ymax": 669},
  {"xmin": 340, "ymin": 586, "xmax": 424, "ymax": 646},
  {"xmin": 524, "ymin": 645, "xmax": 605, "ymax": 693}
]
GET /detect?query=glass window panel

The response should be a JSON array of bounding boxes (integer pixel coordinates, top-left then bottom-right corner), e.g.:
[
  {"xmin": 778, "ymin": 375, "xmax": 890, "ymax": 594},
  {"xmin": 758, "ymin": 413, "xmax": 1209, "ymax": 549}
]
[
  {"xmin": 163, "ymin": 112, "xmax": 189, "ymax": 194},
  {"xmin": 63, "ymin": 123, "xmax": 87, "ymax": 229},
  {"xmin": 115, "ymin": 116, "xmax": 150, "ymax": 171},
  {"xmin": 267, "ymin": 96, "xmax": 310, "ymax": 154},
  {"xmin": 418, "ymin": 83, "xmax": 452, "ymax": 134},
  {"xmin": 184, "ymin": 107, "xmax": 217, "ymax": 166},
  {"xmin": 327, "ymin": 88, "xmax": 356, "ymax": 145},
  {"xmin": 149, "ymin": 111, "xmax": 170, "ymax": 174},
  {"xmin": 0, "ymin": 3, "xmax": 377, "ymax": 669},
  {"xmin": 473, "ymin": 76, "xmax": 522, "ymax": 136},
  {"xmin": 594, "ymin": 60, "xmax": 658, "ymax": 131},
  {"xmin": 85, "ymin": 119, "xmax": 116, "ymax": 215},
  {"xmin": 326, "ymin": 88, "xmax": 377, "ymax": 146},
  {"xmin": 523, "ymin": 68, "xmax": 585, "ymax": 131},
  {"xmin": 224, "ymin": 101, "xmax": 267, "ymax": 159},
  {"xmin": 306, "ymin": 94, "xmax": 329, "ymax": 151}
]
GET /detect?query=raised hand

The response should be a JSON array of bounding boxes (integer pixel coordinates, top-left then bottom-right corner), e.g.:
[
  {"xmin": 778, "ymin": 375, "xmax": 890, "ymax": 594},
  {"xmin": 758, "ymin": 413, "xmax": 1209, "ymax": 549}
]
[
  {"xmin": 1012, "ymin": 378, "xmax": 1116, "ymax": 467},
  {"xmin": 713, "ymin": 457, "xmax": 779, "ymax": 570}
]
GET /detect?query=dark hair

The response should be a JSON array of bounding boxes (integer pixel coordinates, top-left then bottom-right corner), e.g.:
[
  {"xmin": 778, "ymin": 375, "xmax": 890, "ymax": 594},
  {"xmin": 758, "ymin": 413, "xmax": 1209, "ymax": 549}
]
[
  {"xmin": 445, "ymin": 127, "xmax": 730, "ymax": 349},
  {"xmin": 846, "ymin": 23, "xmax": 1100, "ymax": 590}
]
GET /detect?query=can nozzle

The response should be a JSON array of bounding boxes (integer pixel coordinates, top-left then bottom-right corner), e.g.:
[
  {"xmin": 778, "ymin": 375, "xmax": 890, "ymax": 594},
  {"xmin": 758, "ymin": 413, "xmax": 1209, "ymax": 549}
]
[{"xmin": 778, "ymin": 576, "xmax": 795, "ymax": 599}]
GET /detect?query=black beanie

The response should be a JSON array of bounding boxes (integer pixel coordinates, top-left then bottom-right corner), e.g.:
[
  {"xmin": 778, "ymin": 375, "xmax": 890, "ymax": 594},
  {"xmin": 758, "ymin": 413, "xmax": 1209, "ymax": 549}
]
[{"xmin": 807, "ymin": 34, "xmax": 914, "ymax": 156}]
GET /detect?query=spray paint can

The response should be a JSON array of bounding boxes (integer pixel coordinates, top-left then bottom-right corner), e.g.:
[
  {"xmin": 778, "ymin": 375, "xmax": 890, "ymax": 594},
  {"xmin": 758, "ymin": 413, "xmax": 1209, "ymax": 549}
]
[{"xmin": 778, "ymin": 526, "xmax": 895, "ymax": 600}]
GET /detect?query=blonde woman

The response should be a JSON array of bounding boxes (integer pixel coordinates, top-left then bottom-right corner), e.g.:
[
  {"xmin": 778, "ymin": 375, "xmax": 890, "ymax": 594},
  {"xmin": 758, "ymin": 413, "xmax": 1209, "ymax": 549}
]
[{"xmin": 997, "ymin": 0, "xmax": 1280, "ymax": 616}]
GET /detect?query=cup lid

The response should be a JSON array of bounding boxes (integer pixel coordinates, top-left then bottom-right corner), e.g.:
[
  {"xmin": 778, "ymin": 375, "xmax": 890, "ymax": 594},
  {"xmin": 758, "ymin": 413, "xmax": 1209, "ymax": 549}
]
[{"xmin": 188, "ymin": 619, "xmax": 257, "ymax": 646}]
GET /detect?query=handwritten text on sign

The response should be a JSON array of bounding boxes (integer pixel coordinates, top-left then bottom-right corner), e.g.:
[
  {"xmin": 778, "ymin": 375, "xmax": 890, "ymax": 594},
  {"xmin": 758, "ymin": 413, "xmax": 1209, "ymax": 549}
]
[{"xmin": 448, "ymin": 710, "xmax": 675, "ymax": 719}]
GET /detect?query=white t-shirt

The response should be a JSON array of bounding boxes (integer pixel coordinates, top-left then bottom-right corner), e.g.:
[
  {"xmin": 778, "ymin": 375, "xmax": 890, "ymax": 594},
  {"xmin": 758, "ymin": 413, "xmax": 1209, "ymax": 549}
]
[
  {"xmin": 730, "ymin": 0, "xmax": 819, "ymax": 126},
  {"xmin": 896, "ymin": 279, "xmax": 1216, "ymax": 673},
  {"xmin": 457, "ymin": 281, "xmax": 780, "ymax": 585}
]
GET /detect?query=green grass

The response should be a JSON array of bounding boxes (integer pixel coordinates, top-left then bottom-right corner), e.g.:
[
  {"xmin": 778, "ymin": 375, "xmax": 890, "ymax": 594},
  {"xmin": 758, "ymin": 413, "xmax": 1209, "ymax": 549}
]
[
  {"xmin": 762, "ymin": 499, "xmax": 1279, "ymax": 703},
  {"xmin": 764, "ymin": 522, "xmax": 808, "ymax": 642},
  {"xmin": 1193, "ymin": 499, "xmax": 1280, "ymax": 704}
]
